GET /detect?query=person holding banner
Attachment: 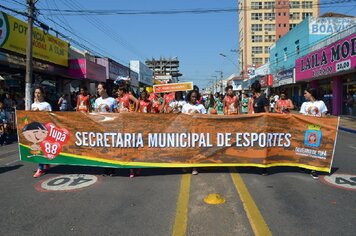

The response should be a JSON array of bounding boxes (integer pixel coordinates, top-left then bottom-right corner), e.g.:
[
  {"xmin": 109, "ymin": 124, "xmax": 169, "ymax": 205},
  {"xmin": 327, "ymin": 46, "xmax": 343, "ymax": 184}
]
[
  {"xmin": 168, "ymin": 91, "xmax": 186, "ymax": 113},
  {"xmin": 93, "ymin": 83, "xmax": 118, "ymax": 176},
  {"xmin": 223, "ymin": 85, "xmax": 239, "ymax": 115},
  {"xmin": 163, "ymin": 92, "xmax": 176, "ymax": 113},
  {"xmin": 214, "ymin": 94, "xmax": 224, "ymax": 115},
  {"xmin": 32, "ymin": 87, "xmax": 52, "ymax": 178},
  {"xmin": 138, "ymin": 90, "xmax": 152, "ymax": 113},
  {"xmin": 76, "ymin": 87, "xmax": 90, "ymax": 112},
  {"xmin": 275, "ymin": 90, "xmax": 294, "ymax": 114},
  {"xmin": 116, "ymin": 85, "xmax": 139, "ymax": 113},
  {"xmin": 251, "ymin": 81, "xmax": 270, "ymax": 175},
  {"xmin": 300, "ymin": 87, "xmax": 328, "ymax": 180},
  {"xmin": 182, "ymin": 90, "xmax": 206, "ymax": 175}
]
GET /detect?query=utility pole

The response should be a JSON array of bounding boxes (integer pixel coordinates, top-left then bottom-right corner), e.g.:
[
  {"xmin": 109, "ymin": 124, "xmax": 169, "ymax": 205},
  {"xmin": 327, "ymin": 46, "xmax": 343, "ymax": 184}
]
[
  {"xmin": 25, "ymin": 0, "xmax": 35, "ymax": 110},
  {"xmin": 215, "ymin": 71, "xmax": 223, "ymax": 93}
]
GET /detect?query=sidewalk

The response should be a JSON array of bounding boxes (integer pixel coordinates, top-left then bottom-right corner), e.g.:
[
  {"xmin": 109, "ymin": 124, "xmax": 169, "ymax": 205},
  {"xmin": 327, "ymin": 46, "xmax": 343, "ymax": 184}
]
[{"xmin": 339, "ymin": 116, "xmax": 356, "ymax": 134}]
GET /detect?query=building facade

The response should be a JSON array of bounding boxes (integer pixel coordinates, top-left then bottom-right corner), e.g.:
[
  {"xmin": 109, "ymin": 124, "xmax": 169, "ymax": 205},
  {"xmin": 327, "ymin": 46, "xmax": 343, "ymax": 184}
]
[
  {"xmin": 238, "ymin": 0, "xmax": 319, "ymax": 77},
  {"xmin": 145, "ymin": 57, "xmax": 182, "ymax": 83}
]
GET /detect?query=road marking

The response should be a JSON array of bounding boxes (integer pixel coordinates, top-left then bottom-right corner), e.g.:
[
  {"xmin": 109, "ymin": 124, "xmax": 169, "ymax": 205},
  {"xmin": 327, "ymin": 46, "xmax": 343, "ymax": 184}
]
[
  {"xmin": 321, "ymin": 173, "xmax": 356, "ymax": 191},
  {"xmin": 204, "ymin": 193, "xmax": 226, "ymax": 205},
  {"xmin": 172, "ymin": 174, "xmax": 191, "ymax": 236},
  {"xmin": 229, "ymin": 167, "xmax": 272, "ymax": 236},
  {"xmin": 4, "ymin": 159, "xmax": 20, "ymax": 166},
  {"xmin": 36, "ymin": 174, "xmax": 98, "ymax": 192}
]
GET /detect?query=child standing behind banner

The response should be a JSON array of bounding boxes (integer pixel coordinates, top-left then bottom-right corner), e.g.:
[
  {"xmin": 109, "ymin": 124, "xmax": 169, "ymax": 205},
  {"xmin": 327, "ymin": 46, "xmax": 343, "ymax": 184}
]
[{"xmin": 182, "ymin": 90, "xmax": 206, "ymax": 175}]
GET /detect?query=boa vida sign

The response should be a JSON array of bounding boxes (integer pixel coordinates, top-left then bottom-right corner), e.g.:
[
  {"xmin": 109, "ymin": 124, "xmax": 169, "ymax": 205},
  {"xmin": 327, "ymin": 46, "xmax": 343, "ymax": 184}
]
[
  {"xmin": 296, "ymin": 33, "xmax": 356, "ymax": 81},
  {"xmin": 0, "ymin": 11, "xmax": 68, "ymax": 67},
  {"xmin": 16, "ymin": 112, "xmax": 339, "ymax": 172}
]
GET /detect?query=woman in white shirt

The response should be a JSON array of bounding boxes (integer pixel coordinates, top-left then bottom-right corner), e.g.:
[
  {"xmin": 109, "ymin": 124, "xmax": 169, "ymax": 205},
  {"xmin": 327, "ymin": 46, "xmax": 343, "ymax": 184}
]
[
  {"xmin": 32, "ymin": 87, "xmax": 52, "ymax": 178},
  {"xmin": 182, "ymin": 90, "xmax": 206, "ymax": 175},
  {"xmin": 300, "ymin": 88, "xmax": 327, "ymax": 117},
  {"xmin": 300, "ymin": 87, "xmax": 328, "ymax": 179}
]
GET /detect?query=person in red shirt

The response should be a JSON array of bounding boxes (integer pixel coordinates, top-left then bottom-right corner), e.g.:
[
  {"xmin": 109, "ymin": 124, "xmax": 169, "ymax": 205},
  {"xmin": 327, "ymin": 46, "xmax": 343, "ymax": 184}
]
[
  {"xmin": 163, "ymin": 92, "xmax": 175, "ymax": 113},
  {"xmin": 116, "ymin": 85, "xmax": 139, "ymax": 113},
  {"xmin": 150, "ymin": 93, "xmax": 165, "ymax": 113},
  {"xmin": 138, "ymin": 90, "xmax": 152, "ymax": 113},
  {"xmin": 223, "ymin": 85, "xmax": 239, "ymax": 115},
  {"xmin": 275, "ymin": 90, "xmax": 294, "ymax": 114},
  {"xmin": 76, "ymin": 87, "xmax": 90, "ymax": 112}
]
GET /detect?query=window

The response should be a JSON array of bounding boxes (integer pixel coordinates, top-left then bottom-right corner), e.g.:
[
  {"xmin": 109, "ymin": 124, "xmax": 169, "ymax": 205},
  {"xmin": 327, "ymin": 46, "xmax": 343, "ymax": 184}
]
[
  {"xmin": 265, "ymin": 58, "xmax": 270, "ymax": 64},
  {"xmin": 264, "ymin": 13, "xmax": 275, "ymax": 20},
  {"xmin": 284, "ymin": 48, "xmax": 288, "ymax": 61},
  {"xmin": 302, "ymin": 1, "xmax": 313, "ymax": 9},
  {"xmin": 252, "ymin": 58, "xmax": 263, "ymax": 65},
  {"xmin": 278, "ymin": 24, "xmax": 281, "ymax": 27},
  {"xmin": 284, "ymin": 24, "xmax": 287, "ymax": 27},
  {"xmin": 265, "ymin": 24, "xmax": 276, "ymax": 31},
  {"xmin": 289, "ymin": 24, "xmax": 297, "ymax": 30},
  {"xmin": 252, "ymin": 46, "xmax": 263, "ymax": 54},
  {"xmin": 275, "ymin": 53, "xmax": 279, "ymax": 65},
  {"xmin": 264, "ymin": 46, "xmax": 270, "ymax": 53},
  {"xmin": 284, "ymin": 12, "xmax": 286, "ymax": 16},
  {"xmin": 252, "ymin": 35, "xmax": 263, "ymax": 42},
  {"xmin": 302, "ymin": 12, "xmax": 313, "ymax": 19},
  {"xmin": 264, "ymin": 2, "xmax": 275, "ymax": 9},
  {"xmin": 278, "ymin": 12, "xmax": 281, "ymax": 16},
  {"xmin": 290, "ymin": 1, "xmax": 300, "ymax": 8},
  {"xmin": 251, "ymin": 13, "xmax": 263, "ymax": 20},
  {"xmin": 295, "ymin": 40, "xmax": 300, "ymax": 55},
  {"xmin": 279, "ymin": 35, "xmax": 282, "ymax": 39},
  {"xmin": 290, "ymin": 12, "xmax": 300, "ymax": 20},
  {"xmin": 251, "ymin": 2, "xmax": 263, "ymax": 9},
  {"xmin": 265, "ymin": 35, "xmax": 276, "ymax": 42},
  {"xmin": 252, "ymin": 24, "xmax": 263, "ymax": 31}
]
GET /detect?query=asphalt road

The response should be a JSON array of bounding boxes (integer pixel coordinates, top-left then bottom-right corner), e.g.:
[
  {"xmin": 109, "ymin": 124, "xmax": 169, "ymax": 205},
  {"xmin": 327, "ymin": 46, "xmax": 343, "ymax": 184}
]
[{"xmin": 0, "ymin": 130, "xmax": 355, "ymax": 236}]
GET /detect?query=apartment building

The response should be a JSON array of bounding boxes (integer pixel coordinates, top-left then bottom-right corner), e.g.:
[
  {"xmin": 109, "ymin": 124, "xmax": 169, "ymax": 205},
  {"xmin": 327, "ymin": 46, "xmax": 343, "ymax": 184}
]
[{"xmin": 238, "ymin": 0, "xmax": 319, "ymax": 77}]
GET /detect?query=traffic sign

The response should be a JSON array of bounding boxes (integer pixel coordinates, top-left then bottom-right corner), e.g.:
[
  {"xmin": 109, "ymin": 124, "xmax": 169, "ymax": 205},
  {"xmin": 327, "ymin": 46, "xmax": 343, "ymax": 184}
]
[
  {"xmin": 36, "ymin": 174, "xmax": 98, "ymax": 192},
  {"xmin": 321, "ymin": 173, "xmax": 356, "ymax": 191}
]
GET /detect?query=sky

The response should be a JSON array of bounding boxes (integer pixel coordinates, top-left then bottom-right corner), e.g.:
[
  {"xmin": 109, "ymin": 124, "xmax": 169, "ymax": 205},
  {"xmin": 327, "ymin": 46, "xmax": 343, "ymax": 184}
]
[{"xmin": 1, "ymin": 0, "xmax": 356, "ymax": 90}]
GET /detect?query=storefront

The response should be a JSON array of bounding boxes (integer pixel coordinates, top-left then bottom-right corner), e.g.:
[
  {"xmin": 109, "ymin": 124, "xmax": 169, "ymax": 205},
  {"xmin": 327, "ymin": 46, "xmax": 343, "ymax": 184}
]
[
  {"xmin": 272, "ymin": 68, "xmax": 298, "ymax": 104},
  {"xmin": 295, "ymin": 33, "xmax": 356, "ymax": 116},
  {"xmin": 68, "ymin": 59, "xmax": 106, "ymax": 96}
]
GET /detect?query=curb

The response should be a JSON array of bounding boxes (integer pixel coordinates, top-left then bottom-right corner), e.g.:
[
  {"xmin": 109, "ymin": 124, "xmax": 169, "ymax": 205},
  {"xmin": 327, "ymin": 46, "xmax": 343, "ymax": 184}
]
[{"xmin": 339, "ymin": 126, "xmax": 356, "ymax": 134}]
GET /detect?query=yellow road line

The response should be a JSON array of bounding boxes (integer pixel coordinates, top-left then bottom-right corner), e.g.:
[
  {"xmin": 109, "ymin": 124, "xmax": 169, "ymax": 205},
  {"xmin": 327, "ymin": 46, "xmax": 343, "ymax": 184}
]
[
  {"xmin": 229, "ymin": 167, "xmax": 272, "ymax": 236},
  {"xmin": 172, "ymin": 173, "xmax": 191, "ymax": 236}
]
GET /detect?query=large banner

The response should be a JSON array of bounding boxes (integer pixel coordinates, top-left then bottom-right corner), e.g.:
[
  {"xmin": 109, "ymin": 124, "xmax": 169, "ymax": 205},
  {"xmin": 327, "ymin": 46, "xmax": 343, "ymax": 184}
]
[
  {"xmin": 0, "ymin": 11, "xmax": 69, "ymax": 67},
  {"xmin": 16, "ymin": 112, "xmax": 339, "ymax": 172}
]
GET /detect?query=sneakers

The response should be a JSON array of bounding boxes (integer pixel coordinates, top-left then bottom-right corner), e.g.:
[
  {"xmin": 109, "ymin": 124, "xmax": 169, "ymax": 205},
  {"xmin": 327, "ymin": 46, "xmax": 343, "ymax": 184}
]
[
  {"xmin": 129, "ymin": 168, "xmax": 141, "ymax": 178},
  {"xmin": 129, "ymin": 169, "xmax": 135, "ymax": 178},
  {"xmin": 192, "ymin": 168, "xmax": 198, "ymax": 175},
  {"xmin": 33, "ymin": 169, "xmax": 45, "ymax": 178},
  {"xmin": 310, "ymin": 170, "xmax": 319, "ymax": 179}
]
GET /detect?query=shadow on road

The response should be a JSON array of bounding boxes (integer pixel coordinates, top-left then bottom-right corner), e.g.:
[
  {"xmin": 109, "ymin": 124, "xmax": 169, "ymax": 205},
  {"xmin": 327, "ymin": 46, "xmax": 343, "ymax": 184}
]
[{"xmin": 0, "ymin": 164, "xmax": 23, "ymax": 174}]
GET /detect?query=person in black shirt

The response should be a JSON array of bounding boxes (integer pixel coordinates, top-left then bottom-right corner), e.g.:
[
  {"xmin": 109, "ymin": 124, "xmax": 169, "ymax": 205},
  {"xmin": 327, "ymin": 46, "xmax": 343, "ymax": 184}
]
[
  {"xmin": 251, "ymin": 81, "xmax": 269, "ymax": 113},
  {"xmin": 251, "ymin": 81, "xmax": 270, "ymax": 175}
]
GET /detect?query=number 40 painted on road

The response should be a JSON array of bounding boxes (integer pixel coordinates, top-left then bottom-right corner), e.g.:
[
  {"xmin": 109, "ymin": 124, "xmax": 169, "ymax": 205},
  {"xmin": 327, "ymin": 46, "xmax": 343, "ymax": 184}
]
[
  {"xmin": 322, "ymin": 173, "xmax": 356, "ymax": 191},
  {"xmin": 38, "ymin": 174, "xmax": 98, "ymax": 192}
]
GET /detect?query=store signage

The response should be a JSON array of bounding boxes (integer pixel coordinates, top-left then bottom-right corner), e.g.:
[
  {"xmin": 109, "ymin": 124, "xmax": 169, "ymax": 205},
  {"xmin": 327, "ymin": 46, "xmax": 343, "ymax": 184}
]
[
  {"xmin": 0, "ymin": 11, "xmax": 69, "ymax": 67},
  {"xmin": 296, "ymin": 33, "xmax": 356, "ymax": 81},
  {"xmin": 273, "ymin": 69, "xmax": 294, "ymax": 87},
  {"xmin": 309, "ymin": 17, "xmax": 356, "ymax": 35},
  {"xmin": 69, "ymin": 59, "xmax": 106, "ymax": 82}
]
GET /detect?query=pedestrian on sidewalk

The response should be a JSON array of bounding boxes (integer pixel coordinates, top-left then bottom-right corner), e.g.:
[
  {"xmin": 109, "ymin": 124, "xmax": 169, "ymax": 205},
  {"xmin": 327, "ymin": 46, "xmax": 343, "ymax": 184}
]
[
  {"xmin": 345, "ymin": 93, "xmax": 354, "ymax": 116},
  {"xmin": 32, "ymin": 87, "xmax": 52, "ymax": 178},
  {"xmin": 300, "ymin": 87, "xmax": 328, "ymax": 179},
  {"xmin": 58, "ymin": 94, "xmax": 69, "ymax": 111}
]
